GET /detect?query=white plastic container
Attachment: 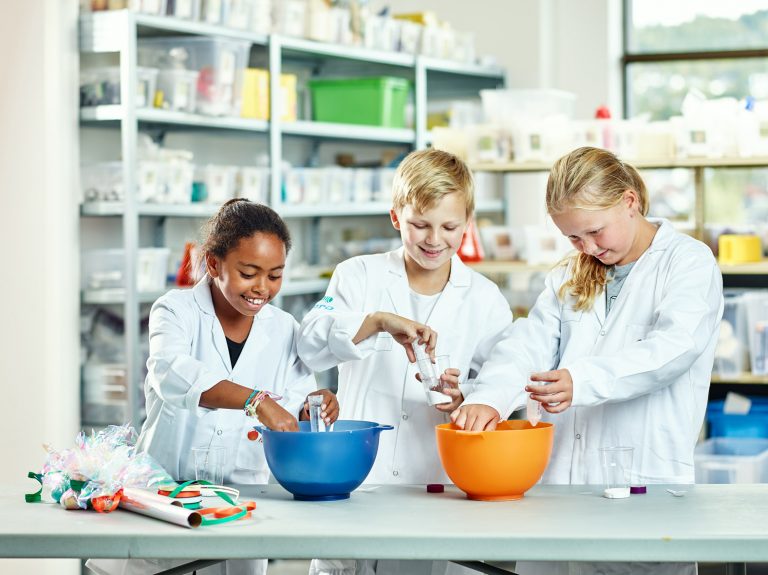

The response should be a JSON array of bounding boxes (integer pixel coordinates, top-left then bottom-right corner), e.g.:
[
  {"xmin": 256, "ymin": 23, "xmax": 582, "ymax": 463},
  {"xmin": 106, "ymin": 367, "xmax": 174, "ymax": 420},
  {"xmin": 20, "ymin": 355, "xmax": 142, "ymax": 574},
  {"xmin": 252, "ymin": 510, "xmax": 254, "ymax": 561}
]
[
  {"xmin": 695, "ymin": 437, "xmax": 768, "ymax": 483},
  {"xmin": 197, "ymin": 165, "xmax": 237, "ymax": 204},
  {"xmin": 82, "ymin": 248, "xmax": 171, "ymax": 292},
  {"xmin": 236, "ymin": 166, "xmax": 269, "ymax": 204},
  {"xmin": 156, "ymin": 69, "xmax": 199, "ymax": 113},
  {"xmin": 166, "ymin": 0, "xmax": 201, "ymax": 19}
]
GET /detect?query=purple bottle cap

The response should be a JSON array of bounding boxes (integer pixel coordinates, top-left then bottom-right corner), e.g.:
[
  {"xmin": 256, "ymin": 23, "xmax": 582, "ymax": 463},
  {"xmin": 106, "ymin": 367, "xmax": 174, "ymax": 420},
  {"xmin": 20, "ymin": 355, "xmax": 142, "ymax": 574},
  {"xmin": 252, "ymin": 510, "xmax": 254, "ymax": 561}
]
[
  {"xmin": 630, "ymin": 485, "xmax": 647, "ymax": 494},
  {"xmin": 426, "ymin": 484, "xmax": 444, "ymax": 493}
]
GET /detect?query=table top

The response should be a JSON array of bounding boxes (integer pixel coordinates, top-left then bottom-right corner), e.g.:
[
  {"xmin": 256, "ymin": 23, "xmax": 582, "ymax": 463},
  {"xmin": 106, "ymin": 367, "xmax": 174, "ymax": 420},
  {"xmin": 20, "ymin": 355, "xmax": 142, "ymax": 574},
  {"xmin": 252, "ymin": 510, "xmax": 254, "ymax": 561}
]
[{"xmin": 2, "ymin": 483, "xmax": 768, "ymax": 563}]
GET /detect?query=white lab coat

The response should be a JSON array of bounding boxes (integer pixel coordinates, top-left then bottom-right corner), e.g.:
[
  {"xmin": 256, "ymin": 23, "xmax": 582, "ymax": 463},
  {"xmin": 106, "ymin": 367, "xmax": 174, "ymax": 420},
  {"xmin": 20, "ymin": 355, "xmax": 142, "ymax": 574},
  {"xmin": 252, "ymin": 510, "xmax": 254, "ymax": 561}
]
[
  {"xmin": 299, "ymin": 249, "xmax": 512, "ymax": 575},
  {"xmin": 466, "ymin": 219, "xmax": 723, "ymax": 575},
  {"xmin": 298, "ymin": 248, "xmax": 513, "ymax": 485},
  {"xmin": 87, "ymin": 277, "xmax": 316, "ymax": 575}
]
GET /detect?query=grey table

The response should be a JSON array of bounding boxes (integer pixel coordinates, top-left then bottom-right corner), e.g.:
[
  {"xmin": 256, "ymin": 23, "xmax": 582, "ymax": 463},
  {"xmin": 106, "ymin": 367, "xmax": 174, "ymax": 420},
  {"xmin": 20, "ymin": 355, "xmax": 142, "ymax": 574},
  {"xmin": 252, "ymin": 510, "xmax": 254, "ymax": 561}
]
[{"xmin": 2, "ymin": 484, "xmax": 767, "ymax": 573}]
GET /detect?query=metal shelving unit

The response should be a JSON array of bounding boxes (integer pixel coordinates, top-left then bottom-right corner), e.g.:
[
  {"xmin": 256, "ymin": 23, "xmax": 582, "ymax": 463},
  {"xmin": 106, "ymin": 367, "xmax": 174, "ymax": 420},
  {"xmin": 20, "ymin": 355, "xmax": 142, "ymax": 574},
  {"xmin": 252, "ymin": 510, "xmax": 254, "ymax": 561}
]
[{"xmin": 78, "ymin": 10, "xmax": 506, "ymax": 428}]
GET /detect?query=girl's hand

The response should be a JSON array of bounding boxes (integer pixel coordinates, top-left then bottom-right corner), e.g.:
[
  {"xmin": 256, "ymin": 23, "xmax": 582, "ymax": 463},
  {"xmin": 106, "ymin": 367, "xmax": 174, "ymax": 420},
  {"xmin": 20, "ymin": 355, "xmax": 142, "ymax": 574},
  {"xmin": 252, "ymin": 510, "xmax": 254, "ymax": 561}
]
[
  {"xmin": 526, "ymin": 369, "xmax": 573, "ymax": 413},
  {"xmin": 377, "ymin": 312, "xmax": 437, "ymax": 361},
  {"xmin": 300, "ymin": 389, "xmax": 340, "ymax": 425},
  {"xmin": 256, "ymin": 397, "xmax": 299, "ymax": 431},
  {"xmin": 450, "ymin": 404, "xmax": 501, "ymax": 431},
  {"xmin": 435, "ymin": 368, "xmax": 462, "ymax": 413}
]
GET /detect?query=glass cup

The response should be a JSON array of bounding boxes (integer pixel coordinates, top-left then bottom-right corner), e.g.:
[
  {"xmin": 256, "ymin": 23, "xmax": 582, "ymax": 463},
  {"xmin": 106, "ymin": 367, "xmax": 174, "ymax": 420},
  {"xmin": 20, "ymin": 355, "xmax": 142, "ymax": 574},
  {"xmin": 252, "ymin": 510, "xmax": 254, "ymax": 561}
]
[
  {"xmin": 599, "ymin": 446, "xmax": 634, "ymax": 499},
  {"xmin": 192, "ymin": 445, "xmax": 226, "ymax": 485},
  {"xmin": 416, "ymin": 354, "xmax": 453, "ymax": 406}
]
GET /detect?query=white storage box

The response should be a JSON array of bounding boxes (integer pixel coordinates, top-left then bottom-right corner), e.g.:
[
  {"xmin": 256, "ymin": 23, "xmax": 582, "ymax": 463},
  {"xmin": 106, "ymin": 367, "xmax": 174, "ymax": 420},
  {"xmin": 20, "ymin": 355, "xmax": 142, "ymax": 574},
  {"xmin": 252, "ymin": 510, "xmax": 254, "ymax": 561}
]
[
  {"xmin": 166, "ymin": 0, "xmax": 201, "ymax": 19},
  {"xmin": 694, "ymin": 437, "xmax": 768, "ymax": 484},
  {"xmin": 82, "ymin": 248, "xmax": 171, "ymax": 292},
  {"xmin": 156, "ymin": 69, "xmax": 199, "ymax": 113}
]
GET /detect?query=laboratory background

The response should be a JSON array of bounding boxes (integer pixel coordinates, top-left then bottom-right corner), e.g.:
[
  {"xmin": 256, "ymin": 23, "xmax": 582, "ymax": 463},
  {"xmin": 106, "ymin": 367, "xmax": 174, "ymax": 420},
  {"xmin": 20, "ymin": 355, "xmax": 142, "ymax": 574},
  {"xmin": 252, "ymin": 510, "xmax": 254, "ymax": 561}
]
[{"xmin": 3, "ymin": 0, "xmax": 768, "ymax": 573}]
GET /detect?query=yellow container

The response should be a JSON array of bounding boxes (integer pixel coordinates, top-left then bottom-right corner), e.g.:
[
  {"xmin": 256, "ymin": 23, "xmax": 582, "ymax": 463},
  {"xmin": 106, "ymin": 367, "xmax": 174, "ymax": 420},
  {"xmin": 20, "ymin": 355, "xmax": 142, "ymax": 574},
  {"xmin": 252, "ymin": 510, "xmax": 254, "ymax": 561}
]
[
  {"xmin": 241, "ymin": 69, "xmax": 297, "ymax": 121},
  {"xmin": 718, "ymin": 234, "xmax": 762, "ymax": 265}
]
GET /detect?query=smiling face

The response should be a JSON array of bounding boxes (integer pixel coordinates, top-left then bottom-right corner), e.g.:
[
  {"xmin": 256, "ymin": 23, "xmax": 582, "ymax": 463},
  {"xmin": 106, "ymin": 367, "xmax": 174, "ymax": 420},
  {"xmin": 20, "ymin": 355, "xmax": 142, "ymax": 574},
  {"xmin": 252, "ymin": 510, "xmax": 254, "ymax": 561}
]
[
  {"xmin": 206, "ymin": 232, "xmax": 286, "ymax": 318},
  {"xmin": 391, "ymin": 192, "xmax": 468, "ymax": 275},
  {"xmin": 550, "ymin": 190, "xmax": 644, "ymax": 266}
]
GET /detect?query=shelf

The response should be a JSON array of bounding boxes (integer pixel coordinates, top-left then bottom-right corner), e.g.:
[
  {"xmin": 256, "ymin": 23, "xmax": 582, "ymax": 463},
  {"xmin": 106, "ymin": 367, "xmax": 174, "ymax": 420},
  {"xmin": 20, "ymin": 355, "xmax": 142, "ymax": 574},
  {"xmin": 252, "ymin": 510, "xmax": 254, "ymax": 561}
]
[
  {"xmin": 279, "ymin": 35, "xmax": 415, "ymax": 67},
  {"xmin": 471, "ymin": 156, "xmax": 768, "ymax": 173},
  {"xmin": 80, "ymin": 107, "xmax": 270, "ymax": 133},
  {"xmin": 712, "ymin": 372, "xmax": 768, "ymax": 385},
  {"xmin": 279, "ymin": 203, "xmax": 392, "ymax": 218},
  {"xmin": 469, "ymin": 259, "xmax": 768, "ymax": 276},
  {"xmin": 281, "ymin": 120, "xmax": 415, "ymax": 143},
  {"xmin": 468, "ymin": 261, "xmax": 556, "ymax": 274},
  {"xmin": 80, "ymin": 11, "xmax": 269, "ymax": 53},
  {"xmin": 420, "ymin": 57, "xmax": 505, "ymax": 79},
  {"xmin": 82, "ymin": 288, "xmax": 169, "ymax": 305},
  {"xmin": 81, "ymin": 202, "xmax": 223, "ymax": 217}
]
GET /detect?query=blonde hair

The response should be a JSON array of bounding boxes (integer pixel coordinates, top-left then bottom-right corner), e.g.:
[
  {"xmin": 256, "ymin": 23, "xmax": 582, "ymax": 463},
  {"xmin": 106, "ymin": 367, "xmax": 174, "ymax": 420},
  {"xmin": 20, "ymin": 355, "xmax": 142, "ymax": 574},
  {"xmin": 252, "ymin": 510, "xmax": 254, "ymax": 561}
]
[
  {"xmin": 392, "ymin": 149, "xmax": 474, "ymax": 216},
  {"xmin": 546, "ymin": 147, "xmax": 649, "ymax": 311}
]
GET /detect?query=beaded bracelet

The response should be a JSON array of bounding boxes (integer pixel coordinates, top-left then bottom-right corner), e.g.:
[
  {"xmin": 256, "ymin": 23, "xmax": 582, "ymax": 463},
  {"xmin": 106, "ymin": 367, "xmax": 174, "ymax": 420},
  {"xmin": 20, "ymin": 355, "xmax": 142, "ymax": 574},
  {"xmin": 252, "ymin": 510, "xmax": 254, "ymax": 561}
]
[
  {"xmin": 243, "ymin": 388, "xmax": 259, "ymax": 411},
  {"xmin": 243, "ymin": 390, "xmax": 284, "ymax": 418}
]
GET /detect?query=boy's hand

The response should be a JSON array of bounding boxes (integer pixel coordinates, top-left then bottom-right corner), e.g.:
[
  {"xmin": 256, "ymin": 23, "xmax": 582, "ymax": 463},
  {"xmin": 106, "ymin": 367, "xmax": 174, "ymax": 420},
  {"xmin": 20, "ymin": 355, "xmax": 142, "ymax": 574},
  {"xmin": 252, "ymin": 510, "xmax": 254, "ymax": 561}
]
[
  {"xmin": 527, "ymin": 369, "xmax": 573, "ymax": 413},
  {"xmin": 376, "ymin": 312, "xmax": 437, "ymax": 361},
  {"xmin": 450, "ymin": 404, "xmax": 500, "ymax": 431},
  {"xmin": 256, "ymin": 397, "xmax": 299, "ymax": 431},
  {"xmin": 300, "ymin": 389, "xmax": 340, "ymax": 425},
  {"xmin": 433, "ymin": 368, "xmax": 463, "ymax": 412}
]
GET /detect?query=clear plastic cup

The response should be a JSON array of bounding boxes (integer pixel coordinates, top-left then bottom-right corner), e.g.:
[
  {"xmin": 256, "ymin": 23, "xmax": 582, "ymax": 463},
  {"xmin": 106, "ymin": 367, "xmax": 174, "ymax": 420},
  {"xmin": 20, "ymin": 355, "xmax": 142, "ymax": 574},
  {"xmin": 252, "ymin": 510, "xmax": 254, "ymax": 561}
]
[
  {"xmin": 308, "ymin": 394, "xmax": 326, "ymax": 432},
  {"xmin": 192, "ymin": 445, "xmax": 226, "ymax": 485},
  {"xmin": 416, "ymin": 354, "xmax": 453, "ymax": 406},
  {"xmin": 599, "ymin": 446, "xmax": 634, "ymax": 499}
]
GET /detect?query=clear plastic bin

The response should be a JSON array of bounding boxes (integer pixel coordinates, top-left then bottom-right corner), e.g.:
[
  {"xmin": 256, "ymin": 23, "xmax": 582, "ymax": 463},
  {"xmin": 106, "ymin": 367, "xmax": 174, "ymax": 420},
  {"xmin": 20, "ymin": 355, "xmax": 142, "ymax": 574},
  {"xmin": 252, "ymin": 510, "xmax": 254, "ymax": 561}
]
[
  {"xmin": 480, "ymin": 89, "xmax": 576, "ymax": 125},
  {"xmin": 156, "ymin": 69, "xmax": 199, "ymax": 113},
  {"xmin": 195, "ymin": 165, "xmax": 237, "ymax": 203},
  {"xmin": 139, "ymin": 37, "xmax": 251, "ymax": 116},
  {"xmin": 79, "ymin": 66, "xmax": 158, "ymax": 108},
  {"xmin": 82, "ymin": 248, "xmax": 171, "ymax": 292},
  {"xmin": 166, "ymin": 0, "xmax": 201, "ymax": 19},
  {"xmin": 694, "ymin": 437, "xmax": 768, "ymax": 483}
]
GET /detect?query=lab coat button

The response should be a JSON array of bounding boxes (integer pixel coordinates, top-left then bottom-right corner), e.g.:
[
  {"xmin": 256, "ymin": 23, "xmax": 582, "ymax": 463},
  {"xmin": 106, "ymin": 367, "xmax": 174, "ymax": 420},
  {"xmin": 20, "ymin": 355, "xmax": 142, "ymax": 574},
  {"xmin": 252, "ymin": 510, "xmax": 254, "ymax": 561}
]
[
  {"xmin": 393, "ymin": 470, "xmax": 399, "ymax": 476},
  {"xmin": 216, "ymin": 429, "xmax": 223, "ymax": 436},
  {"xmin": 402, "ymin": 414, "xmax": 408, "ymax": 420},
  {"xmin": 600, "ymin": 330, "xmax": 606, "ymax": 336},
  {"xmin": 575, "ymin": 433, "xmax": 581, "ymax": 439}
]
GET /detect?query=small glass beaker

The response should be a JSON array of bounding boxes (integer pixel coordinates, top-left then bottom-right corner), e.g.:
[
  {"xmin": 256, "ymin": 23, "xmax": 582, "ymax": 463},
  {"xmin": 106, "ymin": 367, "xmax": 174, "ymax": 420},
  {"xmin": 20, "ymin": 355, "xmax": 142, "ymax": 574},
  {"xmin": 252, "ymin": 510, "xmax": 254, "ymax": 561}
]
[
  {"xmin": 192, "ymin": 445, "xmax": 226, "ymax": 485},
  {"xmin": 599, "ymin": 446, "xmax": 634, "ymax": 499}
]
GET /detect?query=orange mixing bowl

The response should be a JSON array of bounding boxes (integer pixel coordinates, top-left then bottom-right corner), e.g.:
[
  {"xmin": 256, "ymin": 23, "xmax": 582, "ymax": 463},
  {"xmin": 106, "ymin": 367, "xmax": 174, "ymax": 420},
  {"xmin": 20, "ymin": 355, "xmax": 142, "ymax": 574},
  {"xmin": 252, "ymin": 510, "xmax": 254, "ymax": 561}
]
[{"xmin": 435, "ymin": 420, "xmax": 554, "ymax": 501}]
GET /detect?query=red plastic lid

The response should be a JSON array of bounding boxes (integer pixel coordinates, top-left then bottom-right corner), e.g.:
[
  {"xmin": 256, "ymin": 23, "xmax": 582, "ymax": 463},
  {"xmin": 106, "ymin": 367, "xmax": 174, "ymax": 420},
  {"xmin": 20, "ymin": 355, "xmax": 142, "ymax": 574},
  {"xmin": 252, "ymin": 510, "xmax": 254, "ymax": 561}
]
[{"xmin": 426, "ymin": 484, "xmax": 444, "ymax": 493}]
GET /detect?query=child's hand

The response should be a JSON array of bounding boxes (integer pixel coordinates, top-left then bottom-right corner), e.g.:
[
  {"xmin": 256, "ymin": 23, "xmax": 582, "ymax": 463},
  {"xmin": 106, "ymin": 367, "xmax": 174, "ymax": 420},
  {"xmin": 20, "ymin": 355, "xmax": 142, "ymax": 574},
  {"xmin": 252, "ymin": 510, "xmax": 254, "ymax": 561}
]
[
  {"xmin": 526, "ymin": 368, "xmax": 573, "ymax": 413},
  {"xmin": 435, "ymin": 368, "xmax": 462, "ymax": 413},
  {"xmin": 257, "ymin": 397, "xmax": 299, "ymax": 431},
  {"xmin": 300, "ymin": 389, "xmax": 340, "ymax": 425},
  {"xmin": 376, "ymin": 312, "xmax": 437, "ymax": 361},
  {"xmin": 450, "ymin": 404, "xmax": 500, "ymax": 431}
]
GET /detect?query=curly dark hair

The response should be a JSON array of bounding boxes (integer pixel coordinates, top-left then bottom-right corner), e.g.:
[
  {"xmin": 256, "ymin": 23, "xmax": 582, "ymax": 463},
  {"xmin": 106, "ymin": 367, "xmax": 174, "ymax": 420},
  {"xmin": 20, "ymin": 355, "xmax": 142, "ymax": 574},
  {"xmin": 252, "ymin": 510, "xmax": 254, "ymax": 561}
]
[{"xmin": 200, "ymin": 199, "xmax": 292, "ymax": 262}]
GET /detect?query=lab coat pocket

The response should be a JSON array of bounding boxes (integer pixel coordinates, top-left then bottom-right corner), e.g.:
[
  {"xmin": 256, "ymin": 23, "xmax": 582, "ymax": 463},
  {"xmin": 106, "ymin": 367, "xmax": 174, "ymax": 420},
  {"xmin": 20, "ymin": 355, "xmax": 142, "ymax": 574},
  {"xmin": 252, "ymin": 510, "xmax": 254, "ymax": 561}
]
[
  {"xmin": 624, "ymin": 323, "xmax": 652, "ymax": 345},
  {"xmin": 374, "ymin": 332, "xmax": 394, "ymax": 351}
]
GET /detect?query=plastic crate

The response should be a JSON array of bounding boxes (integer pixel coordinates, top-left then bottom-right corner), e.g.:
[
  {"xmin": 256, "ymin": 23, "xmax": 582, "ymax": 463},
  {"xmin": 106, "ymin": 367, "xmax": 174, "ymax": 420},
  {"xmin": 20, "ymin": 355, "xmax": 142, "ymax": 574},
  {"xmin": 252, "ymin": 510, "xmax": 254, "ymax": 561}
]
[
  {"xmin": 706, "ymin": 398, "xmax": 768, "ymax": 438},
  {"xmin": 82, "ymin": 248, "xmax": 171, "ymax": 292},
  {"xmin": 308, "ymin": 76, "xmax": 410, "ymax": 128},
  {"xmin": 695, "ymin": 437, "xmax": 768, "ymax": 483}
]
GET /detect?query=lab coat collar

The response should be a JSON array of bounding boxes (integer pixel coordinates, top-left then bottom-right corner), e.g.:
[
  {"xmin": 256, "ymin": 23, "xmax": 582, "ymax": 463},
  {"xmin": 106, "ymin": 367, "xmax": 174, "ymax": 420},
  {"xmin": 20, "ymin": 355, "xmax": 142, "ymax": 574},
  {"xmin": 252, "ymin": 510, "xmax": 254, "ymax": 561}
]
[
  {"xmin": 191, "ymin": 275, "xmax": 275, "ymax": 320},
  {"xmin": 385, "ymin": 247, "xmax": 471, "ymax": 287}
]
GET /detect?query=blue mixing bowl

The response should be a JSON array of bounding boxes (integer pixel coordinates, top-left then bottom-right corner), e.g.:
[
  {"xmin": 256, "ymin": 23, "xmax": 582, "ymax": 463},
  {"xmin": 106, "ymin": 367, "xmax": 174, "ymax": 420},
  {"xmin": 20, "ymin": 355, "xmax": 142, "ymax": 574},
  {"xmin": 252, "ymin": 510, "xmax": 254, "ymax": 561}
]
[{"xmin": 255, "ymin": 420, "xmax": 393, "ymax": 501}]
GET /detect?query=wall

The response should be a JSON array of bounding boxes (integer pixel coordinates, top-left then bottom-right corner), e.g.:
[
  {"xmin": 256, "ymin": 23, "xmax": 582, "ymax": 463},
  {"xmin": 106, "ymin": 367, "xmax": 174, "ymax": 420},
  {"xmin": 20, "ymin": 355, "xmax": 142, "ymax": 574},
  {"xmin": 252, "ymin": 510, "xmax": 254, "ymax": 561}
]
[
  {"xmin": 0, "ymin": 0, "xmax": 80, "ymax": 573},
  {"xmin": 379, "ymin": 0, "xmax": 624, "ymax": 118}
]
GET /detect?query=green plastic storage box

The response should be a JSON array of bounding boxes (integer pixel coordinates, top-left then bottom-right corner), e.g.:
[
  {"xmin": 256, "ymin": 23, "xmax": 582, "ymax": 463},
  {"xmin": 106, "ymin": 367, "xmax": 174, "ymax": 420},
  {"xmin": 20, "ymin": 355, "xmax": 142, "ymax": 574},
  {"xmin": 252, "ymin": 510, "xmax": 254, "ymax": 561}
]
[{"xmin": 307, "ymin": 76, "xmax": 410, "ymax": 128}]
